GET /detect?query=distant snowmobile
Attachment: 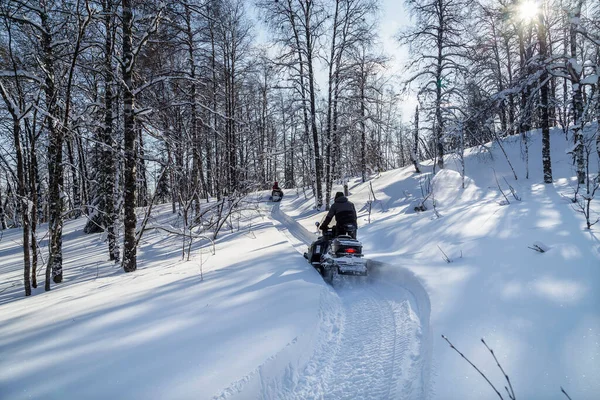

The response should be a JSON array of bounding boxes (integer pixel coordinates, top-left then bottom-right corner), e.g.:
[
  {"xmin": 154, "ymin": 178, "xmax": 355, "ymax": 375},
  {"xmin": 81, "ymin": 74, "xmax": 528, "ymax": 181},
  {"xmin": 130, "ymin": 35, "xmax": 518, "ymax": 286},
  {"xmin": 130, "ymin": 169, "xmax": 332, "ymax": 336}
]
[
  {"xmin": 270, "ymin": 188, "xmax": 284, "ymax": 202},
  {"xmin": 270, "ymin": 182, "xmax": 284, "ymax": 202},
  {"xmin": 304, "ymin": 220, "xmax": 367, "ymax": 284}
]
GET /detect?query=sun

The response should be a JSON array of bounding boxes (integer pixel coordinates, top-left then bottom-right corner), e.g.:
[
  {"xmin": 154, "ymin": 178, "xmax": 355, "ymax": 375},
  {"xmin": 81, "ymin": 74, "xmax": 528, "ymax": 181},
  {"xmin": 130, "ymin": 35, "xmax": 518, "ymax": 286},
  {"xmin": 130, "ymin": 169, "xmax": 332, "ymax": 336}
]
[{"xmin": 518, "ymin": 1, "xmax": 539, "ymax": 22}]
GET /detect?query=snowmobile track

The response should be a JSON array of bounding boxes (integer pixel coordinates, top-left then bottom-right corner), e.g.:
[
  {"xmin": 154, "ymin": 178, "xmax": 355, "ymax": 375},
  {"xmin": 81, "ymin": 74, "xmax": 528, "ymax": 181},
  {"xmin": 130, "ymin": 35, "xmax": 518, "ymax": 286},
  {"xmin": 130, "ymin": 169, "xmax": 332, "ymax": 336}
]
[{"xmin": 267, "ymin": 202, "xmax": 429, "ymax": 399}]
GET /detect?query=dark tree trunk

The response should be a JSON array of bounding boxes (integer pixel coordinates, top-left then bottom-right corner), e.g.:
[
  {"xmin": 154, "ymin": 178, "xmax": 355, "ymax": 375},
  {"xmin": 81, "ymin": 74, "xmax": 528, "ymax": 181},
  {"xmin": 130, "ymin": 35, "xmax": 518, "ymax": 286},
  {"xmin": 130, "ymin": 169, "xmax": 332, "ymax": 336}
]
[
  {"xmin": 26, "ymin": 118, "xmax": 39, "ymax": 288},
  {"xmin": 0, "ymin": 183, "xmax": 6, "ymax": 230},
  {"xmin": 518, "ymin": 24, "xmax": 532, "ymax": 179},
  {"xmin": 435, "ymin": 4, "xmax": 445, "ymax": 170},
  {"xmin": 324, "ymin": 0, "xmax": 341, "ymax": 210},
  {"xmin": 66, "ymin": 138, "xmax": 81, "ymax": 217},
  {"xmin": 0, "ymin": 84, "xmax": 31, "ymax": 295},
  {"xmin": 40, "ymin": 3, "xmax": 64, "ymax": 287},
  {"xmin": 304, "ymin": 6, "xmax": 323, "ymax": 208},
  {"xmin": 122, "ymin": 0, "xmax": 137, "ymax": 272},
  {"xmin": 412, "ymin": 105, "xmax": 421, "ymax": 173},
  {"xmin": 504, "ymin": 34, "xmax": 515, "ymax": 136},
  {"xmin": 184, "ymin": 4, "xmax": 205, "ymax": 214},
  {"xmin": 75, "ymin": 135, "xmax": 89, "ymax": 215},
  {"xmin": 536, "ymin": 14, "xmax": 552, "ymax": 184},
  {"xmin": 360, "ymin": 64, "xmax": 367, "ymax": 182},
  {"xmin": 567, "ymin": 1, "xmax": 585, "ymax": 184},
  {"xmin": 103, "ymin": 0, "xmax": 119, "ymax": 262},
  {"xmin": 137, "ymin": 124, "xmax": 148, "ymax": 207}
]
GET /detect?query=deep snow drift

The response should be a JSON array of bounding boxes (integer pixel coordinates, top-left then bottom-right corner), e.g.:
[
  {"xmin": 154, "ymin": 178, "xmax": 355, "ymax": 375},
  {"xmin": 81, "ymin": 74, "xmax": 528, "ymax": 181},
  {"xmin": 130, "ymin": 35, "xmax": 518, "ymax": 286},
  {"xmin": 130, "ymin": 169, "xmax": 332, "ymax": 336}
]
[{"xmin": 1, "ymin": 127, "xmax": 599, "ymax": 400}]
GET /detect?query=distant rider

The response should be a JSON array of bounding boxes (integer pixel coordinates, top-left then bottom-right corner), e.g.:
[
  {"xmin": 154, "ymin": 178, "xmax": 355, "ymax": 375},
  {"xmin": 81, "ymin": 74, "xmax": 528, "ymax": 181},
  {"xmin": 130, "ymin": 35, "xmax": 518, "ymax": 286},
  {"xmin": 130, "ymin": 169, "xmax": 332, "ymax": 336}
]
[
  {"xmin": 271, "ymin": 181, "xmax": 283, "ymax": 200},
  {"xmin": 320, "ymin": 192, "xmax": 357, "ymax": 238}
]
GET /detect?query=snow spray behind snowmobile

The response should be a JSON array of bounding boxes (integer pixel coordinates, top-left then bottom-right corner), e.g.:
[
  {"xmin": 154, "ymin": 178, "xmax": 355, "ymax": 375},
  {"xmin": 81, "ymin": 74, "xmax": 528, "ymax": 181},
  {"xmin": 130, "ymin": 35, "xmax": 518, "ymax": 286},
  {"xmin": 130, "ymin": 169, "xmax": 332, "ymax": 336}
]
[{"xmin": 303, "ymin": 221, "xmax": 367, "ymax": 284}]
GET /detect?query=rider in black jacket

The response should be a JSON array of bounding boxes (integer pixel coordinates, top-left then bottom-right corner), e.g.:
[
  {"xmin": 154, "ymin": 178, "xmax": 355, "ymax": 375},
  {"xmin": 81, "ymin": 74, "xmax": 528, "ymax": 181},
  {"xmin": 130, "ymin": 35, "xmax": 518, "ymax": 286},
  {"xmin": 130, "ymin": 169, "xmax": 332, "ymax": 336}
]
[{"xmin": 320, "ymin": 192, "xmax": 358, "ymax": 238}]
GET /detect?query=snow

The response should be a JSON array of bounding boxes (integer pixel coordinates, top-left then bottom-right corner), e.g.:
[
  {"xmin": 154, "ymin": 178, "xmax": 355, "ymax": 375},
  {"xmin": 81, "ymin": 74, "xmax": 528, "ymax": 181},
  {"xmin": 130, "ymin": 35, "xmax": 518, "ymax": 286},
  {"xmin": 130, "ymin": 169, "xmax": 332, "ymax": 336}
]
[
  {"xmin": 581, "ymin": 74, "xmax": 599, "ymax": 85},
  {"xmin": 1, "ymin": 127, "xmax": 599, "ymax": 399}
]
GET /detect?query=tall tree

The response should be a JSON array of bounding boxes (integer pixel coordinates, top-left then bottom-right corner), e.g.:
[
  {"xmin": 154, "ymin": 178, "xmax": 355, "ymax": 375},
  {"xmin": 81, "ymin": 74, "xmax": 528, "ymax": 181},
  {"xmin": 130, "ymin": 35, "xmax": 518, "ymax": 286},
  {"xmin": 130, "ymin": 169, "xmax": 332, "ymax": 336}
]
[
  {"xmin": 121, "ymin": 0, "xmax": 137, "ymax": 272},
  {"xmin": 566, "ymin": 0, "xmax": 585, "ymax": 184},
  {"xmin": 536, "ymin": 5, "xmax": 553, "ymax": 183},
  {"xmin": 400, "ymin": 0, "xmax": 471, "ymax": 170}
]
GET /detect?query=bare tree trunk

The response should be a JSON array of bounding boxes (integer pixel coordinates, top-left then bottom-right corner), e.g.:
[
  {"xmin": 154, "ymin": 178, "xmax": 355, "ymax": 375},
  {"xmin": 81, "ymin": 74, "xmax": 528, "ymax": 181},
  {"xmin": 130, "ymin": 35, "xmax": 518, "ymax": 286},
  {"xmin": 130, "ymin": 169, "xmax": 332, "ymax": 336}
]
[
  {"xmin": 567, "ymin": 1, "xmax": 585, "ymax": 184},
  {"xmin": 75, "ymin": 134, "xmax": 89, "ymax": 215},
  {"xmin": 503, "ymin": 34, "xmax": 515, "ymax": 136},
  {"xmin": 0, "ymin": 83, "xmax": 31, "ymax": 296},
  {"xmin": 184, "ymin": 4, "xmax": 203, "ymax": 216},
  {"xmin": 536, "ymin": 13, "xmax": 552, "ymax": 184},
  {"xmin": 0, "ymin": 183, "xmax": 6, "ymax": 230},
  {"xmin": 103, "ymin": 0, "xmax": 119, "ymax": 262},
  {"xmin": 302, "ymin": 0, "xmax": 323, "ymax": 208},
  {"xmin": 209, "ymin": 15, "xmax": 219, "ymax": 199},
  {"xmin": 40, "ymin": 2, "xmax": 64, "ymax": 287},
  {"xmin": 122, "ymin": 0, "xmax": 137, "ymax": 272},
  {"xmin": 412, "ymin": 105, "xmax": 421, "ymax": 173},
  {"xmin": 66, "ymin": 138, "xmax": 81, "ymax": 217},
  {"xmin": 324, "ymin": 0, "xmax": 341, "ymax": 209},
  {"xmin": 288, "ymin": 1, "xmax": 315, "ymax": 203},
  {"xmin": 490, "ymin": 18, "xmax": 506, "ymax": 134},
  {"xmin": 26, "ymin": 117, "xmax": 39, "ymax": 288},
  {"xmin": 435, "ymin": 1, "xmax": 445, "ymax": 170},
  {"xmin": 137, "ymin": 124, "xmax": 148, "ymax": 207},
  {"xmin": 518, "ymin": 24, "xmax": 532, "ymax": 179},
  {"xmin": 360, "ymin": 61, "xmax": 367, "ymax": 182}
]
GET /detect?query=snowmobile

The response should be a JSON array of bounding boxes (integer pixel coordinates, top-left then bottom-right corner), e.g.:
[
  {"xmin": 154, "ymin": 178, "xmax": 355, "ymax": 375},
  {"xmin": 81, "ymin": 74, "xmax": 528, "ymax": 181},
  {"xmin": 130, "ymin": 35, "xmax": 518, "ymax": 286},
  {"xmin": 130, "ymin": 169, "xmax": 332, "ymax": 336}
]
[
  {"xmin": 270, "ymin": 188, "xmax": 284, "ymax": 202},
  {"xmin": 303, "ymin": 220, "xmax": 367, "ymax": 284}
]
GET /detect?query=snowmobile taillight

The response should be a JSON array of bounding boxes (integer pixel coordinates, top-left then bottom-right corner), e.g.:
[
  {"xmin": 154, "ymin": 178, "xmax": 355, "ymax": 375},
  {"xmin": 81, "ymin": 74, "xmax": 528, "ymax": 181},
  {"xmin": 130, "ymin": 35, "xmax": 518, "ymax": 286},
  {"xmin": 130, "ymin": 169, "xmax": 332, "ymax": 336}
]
[{"xmin": 345, "ymin": 248, "xmax": 358, "ymax": 254}]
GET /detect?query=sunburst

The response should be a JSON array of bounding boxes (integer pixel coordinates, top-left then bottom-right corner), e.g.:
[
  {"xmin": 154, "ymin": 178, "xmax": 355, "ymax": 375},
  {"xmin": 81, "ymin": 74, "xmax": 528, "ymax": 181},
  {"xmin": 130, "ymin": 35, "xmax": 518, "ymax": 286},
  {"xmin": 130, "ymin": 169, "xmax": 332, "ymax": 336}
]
[{"xmin": 518, "ymin": 1, "xmax": 539, "ymax": 22}]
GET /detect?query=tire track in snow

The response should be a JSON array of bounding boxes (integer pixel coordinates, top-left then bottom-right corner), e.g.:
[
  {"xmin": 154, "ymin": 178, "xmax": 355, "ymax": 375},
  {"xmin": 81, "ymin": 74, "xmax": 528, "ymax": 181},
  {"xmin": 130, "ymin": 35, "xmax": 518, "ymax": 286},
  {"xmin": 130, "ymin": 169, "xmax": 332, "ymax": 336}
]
[
  {"xmin": 267, "ymin": 203, "xmax": 431, "ymax": 399},
  {"xmin": 323, "ymin": 283, "xmax": 399, "ymax": 399}
]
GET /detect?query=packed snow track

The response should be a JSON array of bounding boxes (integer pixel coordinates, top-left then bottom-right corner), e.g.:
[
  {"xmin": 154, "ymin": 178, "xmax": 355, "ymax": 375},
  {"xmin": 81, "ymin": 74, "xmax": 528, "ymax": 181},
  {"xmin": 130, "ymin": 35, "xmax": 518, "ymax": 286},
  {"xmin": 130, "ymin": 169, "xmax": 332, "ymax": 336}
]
[{"xmin": 220, "ymin": 203, "xmax": 431, "ymax": 399}]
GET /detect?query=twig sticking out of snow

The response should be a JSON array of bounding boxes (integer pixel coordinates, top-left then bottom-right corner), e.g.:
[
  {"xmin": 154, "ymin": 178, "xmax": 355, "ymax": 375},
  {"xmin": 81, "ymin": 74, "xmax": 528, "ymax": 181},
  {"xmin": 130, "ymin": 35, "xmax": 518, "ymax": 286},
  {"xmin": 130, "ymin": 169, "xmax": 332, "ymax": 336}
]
[
  {"xmin": 441, "ymin": 335, "xmax": 506, "ymax": 400},
  {"xmin": 561, "ymin": 387, "xmax": 572, "ymax": 400},
  {"xmin": 528, "ymin": 245, "xmax": 545, "ymax": 253},
  {"xmin": 438, "ymin": 245, "xmax": 452, "ymax": 263},
  {"xmin": 481, "ymin": 339, "xmax": 516, "ymax": 400},
  {"xmin": 503, "ymin": 178, "xmax": 521, "ymax": 201},
  {"xmin": 444, "ymin": 334, "xmax": 573, "ymax": 400},
  {"xmin": 528, "ymin": 241, "xmax": 549, "ymax": 253},
  {"xmin": 493, "ymin": 168, "xmax": 510, "ymax": 205}
]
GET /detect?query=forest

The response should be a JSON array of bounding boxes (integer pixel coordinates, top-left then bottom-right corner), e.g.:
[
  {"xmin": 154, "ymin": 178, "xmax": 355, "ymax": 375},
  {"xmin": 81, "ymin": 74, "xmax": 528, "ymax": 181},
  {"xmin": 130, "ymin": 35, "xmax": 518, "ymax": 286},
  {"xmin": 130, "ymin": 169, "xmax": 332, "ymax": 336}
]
[{"xmin": 0, "ymin": 0, "xmax": 599, "ymax": 296}]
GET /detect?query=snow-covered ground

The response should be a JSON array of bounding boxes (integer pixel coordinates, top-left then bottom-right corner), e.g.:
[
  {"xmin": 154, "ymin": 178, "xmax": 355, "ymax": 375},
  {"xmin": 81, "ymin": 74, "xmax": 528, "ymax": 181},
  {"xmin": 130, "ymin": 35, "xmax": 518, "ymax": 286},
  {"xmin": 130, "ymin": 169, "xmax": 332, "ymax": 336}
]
[{"xmin": 1, "ymin": 127, "xmax": 599, "ymax": 399}]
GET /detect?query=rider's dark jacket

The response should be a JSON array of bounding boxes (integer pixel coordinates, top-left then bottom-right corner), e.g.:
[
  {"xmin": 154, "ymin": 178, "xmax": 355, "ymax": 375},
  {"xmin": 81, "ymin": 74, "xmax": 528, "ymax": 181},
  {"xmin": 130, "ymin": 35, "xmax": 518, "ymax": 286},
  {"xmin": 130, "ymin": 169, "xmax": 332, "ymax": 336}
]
[{"xmin": 321, "ymin": 195, "xmax": 357, "ymax": 231}]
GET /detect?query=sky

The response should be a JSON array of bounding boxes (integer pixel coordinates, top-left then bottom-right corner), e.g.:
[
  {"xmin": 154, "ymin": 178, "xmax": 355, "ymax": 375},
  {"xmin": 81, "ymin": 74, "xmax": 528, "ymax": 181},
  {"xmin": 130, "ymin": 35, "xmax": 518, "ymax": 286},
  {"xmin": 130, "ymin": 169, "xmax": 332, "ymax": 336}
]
[{"xmin": 378, "ymin": 0, "xmax": 416, "ymax": 120}]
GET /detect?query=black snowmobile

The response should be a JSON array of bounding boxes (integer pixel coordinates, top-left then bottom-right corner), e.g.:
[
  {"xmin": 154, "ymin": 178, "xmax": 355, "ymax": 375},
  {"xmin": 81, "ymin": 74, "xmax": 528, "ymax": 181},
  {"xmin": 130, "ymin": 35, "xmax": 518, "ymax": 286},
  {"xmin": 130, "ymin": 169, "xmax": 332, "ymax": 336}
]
[
  {"xmin": 303, "ymin": 219, "xmax": 367, "ymax": 284},
  {"xmin": 270, "ymin": 188, "xmax": 284, "ymax": 202}
]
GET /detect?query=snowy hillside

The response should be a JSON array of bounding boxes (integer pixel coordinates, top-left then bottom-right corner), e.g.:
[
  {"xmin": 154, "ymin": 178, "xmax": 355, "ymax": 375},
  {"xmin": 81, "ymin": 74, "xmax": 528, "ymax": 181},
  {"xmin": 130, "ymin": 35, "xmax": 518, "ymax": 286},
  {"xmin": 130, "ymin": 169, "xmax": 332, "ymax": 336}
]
[{"xmin": 1, "ymin": 127, "xmax": 599, "ymax": 400}]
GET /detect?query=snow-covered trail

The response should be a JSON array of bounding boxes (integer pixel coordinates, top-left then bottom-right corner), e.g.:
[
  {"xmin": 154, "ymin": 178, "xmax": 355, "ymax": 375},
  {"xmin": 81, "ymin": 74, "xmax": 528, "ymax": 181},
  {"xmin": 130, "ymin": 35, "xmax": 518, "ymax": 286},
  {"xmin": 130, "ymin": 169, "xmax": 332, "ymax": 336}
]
[{"xmin": 267, "ymin": 202, "xmax": 430, "ymax": 399}]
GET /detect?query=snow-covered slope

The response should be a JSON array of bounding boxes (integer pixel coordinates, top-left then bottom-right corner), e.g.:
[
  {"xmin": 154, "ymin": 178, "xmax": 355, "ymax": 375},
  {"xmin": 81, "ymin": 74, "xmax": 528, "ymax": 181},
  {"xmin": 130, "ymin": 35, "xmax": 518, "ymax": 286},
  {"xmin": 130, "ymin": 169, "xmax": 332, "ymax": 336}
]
[
  {"xmin": 0, "ymin": 204, "xmax": 331, "ymax": 399},
  {"xmin": 280, "ymin": 127, "xmax": 600, "ymax": 400},
  {"xmin": 1, "ymin": 127, "xmax": 599, "ymax": 400}
]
